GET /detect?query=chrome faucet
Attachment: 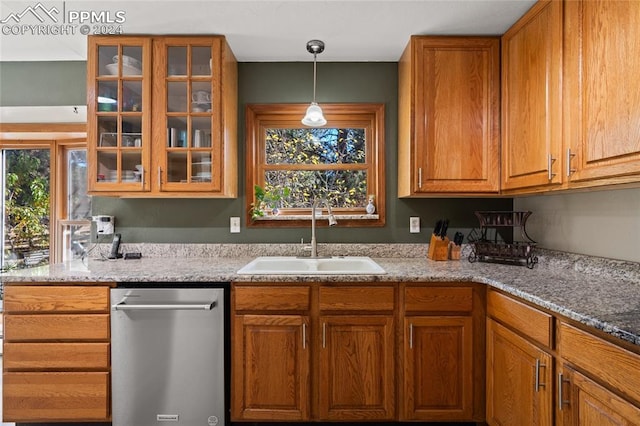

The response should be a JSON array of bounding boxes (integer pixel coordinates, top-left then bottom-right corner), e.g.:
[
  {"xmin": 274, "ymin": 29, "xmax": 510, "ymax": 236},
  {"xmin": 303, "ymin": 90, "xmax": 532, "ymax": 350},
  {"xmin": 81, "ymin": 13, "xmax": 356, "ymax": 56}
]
[{"xmin": 304, "ymin": 198, "xmax": 337, "ymax": 258}]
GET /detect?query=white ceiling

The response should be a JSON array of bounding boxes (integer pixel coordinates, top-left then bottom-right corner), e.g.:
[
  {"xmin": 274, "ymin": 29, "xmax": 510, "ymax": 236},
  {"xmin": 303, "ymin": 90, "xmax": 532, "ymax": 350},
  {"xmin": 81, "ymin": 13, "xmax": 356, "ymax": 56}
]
[{"xmin": 0, "ymin": 0, "xmax": 536, "ymax": 62}]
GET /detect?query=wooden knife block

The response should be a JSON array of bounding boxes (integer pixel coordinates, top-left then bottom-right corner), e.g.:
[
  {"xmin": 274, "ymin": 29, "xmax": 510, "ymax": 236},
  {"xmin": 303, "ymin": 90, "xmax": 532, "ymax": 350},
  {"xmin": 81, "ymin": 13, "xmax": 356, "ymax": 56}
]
[{"xmin": 428, "ymin": 234, "xmax": 450, "ymax": 261}]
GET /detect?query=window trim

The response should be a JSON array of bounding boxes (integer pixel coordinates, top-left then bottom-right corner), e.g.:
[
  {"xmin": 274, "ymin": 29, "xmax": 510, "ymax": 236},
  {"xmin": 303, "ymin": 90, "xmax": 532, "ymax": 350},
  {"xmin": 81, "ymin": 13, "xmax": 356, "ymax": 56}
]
[
  {"xmin": 0, "ymin": 123, "xmax": 87, "ymax": 265},
  {"xmin": 245, "ymin": 103, "xmax": 385, "ymax": 228}
]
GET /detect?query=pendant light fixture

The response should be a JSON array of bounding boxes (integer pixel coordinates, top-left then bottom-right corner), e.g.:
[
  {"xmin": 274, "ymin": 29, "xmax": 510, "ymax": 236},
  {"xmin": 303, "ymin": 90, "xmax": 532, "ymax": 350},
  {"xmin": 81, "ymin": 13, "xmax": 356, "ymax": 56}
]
[{"xmin": 301, "ymin": 39, "xmax": 327, "ymax": 127}]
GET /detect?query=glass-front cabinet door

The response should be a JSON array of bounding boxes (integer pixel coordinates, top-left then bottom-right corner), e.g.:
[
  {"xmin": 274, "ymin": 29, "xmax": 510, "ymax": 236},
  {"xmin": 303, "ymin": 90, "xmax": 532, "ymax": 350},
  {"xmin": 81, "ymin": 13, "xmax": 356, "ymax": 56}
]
[
  {"xmin": 153, "ymin": 37, "xmax": 223, "ymax": 192},
  {"xmin": 87, "ymin": 36, "xmax": 151, "ymax": 193}
]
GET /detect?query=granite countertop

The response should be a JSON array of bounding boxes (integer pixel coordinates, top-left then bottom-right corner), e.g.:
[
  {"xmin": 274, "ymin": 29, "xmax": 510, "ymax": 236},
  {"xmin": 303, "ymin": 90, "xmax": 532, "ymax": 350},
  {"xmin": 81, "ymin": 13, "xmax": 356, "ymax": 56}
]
[{"xmin": 1, "ymin": 243, "xmax": 639, "ymax": 348}]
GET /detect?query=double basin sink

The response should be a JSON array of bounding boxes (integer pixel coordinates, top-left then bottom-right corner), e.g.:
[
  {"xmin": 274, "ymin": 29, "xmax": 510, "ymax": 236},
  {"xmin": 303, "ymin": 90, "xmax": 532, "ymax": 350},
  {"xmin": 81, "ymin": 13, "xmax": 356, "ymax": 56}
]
[{"xmin": 237, "ymin": 256, "xmax": 386, "ymax": 275}]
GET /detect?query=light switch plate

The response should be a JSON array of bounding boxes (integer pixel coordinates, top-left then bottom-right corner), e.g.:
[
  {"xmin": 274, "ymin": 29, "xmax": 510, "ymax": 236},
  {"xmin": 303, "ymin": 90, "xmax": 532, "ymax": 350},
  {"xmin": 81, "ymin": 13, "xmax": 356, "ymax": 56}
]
[
  {"xmin": 230, "ymin": 217, "xmax": 241, "ymax": 233},
  {"xmin": 410, "ymin": 217, "xmax": 420, "ymax": 233}
]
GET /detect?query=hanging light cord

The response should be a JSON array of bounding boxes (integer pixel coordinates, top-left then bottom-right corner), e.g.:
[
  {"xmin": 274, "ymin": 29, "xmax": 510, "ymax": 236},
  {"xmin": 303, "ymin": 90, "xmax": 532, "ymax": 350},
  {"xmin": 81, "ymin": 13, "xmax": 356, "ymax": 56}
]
[{"xmin": 312, "ymin": 52, "xmax": 318, "ymax": 103}]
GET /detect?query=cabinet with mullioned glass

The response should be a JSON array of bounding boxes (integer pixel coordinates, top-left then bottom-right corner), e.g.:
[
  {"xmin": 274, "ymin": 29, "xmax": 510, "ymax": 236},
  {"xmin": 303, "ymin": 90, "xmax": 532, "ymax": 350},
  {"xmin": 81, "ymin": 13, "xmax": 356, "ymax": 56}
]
[{"xmin": 87, "ymin": 35, "xmax": 237, "ymax": 197}]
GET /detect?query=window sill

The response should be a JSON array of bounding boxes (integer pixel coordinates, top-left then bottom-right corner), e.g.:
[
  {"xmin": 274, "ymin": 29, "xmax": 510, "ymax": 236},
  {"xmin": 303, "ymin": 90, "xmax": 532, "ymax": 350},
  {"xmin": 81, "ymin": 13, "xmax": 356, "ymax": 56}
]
[{"xmin": 253, "ymin": 214, "xmax": 379, "ymax": 221}]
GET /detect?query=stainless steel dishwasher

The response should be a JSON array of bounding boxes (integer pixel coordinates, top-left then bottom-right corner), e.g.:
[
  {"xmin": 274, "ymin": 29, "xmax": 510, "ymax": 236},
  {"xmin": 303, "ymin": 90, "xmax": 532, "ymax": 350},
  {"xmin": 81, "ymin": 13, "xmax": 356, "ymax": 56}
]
[{"xmin": 111, "ymin": 285, "xmax": 227, "ymax": 426}]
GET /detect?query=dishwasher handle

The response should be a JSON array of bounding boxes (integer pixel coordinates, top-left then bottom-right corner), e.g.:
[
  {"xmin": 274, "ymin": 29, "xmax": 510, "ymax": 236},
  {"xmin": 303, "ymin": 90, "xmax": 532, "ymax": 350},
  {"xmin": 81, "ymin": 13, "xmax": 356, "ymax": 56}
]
[{"xmin": 113, "ymin": 301, "xmax": 217, "ymax": 311}]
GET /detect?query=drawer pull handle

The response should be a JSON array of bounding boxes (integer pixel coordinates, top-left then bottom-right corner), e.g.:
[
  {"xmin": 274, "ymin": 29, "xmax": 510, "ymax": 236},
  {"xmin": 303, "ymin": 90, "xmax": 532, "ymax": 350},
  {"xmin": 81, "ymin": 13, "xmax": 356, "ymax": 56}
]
[{"xmin": 113, "ymin": 302, "xmax": 216, "ymax": 311}]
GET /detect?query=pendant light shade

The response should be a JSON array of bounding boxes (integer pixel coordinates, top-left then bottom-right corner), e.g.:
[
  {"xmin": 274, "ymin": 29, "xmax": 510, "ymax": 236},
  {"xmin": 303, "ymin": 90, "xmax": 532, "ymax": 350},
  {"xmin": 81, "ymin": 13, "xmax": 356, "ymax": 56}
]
[
  {"xmin": 302, "ymin": 102, "xmax": 326, "ymax": 127},
  {"xmin": 302, "ymin": 40, "xmax": 327, "ymax": 127}
]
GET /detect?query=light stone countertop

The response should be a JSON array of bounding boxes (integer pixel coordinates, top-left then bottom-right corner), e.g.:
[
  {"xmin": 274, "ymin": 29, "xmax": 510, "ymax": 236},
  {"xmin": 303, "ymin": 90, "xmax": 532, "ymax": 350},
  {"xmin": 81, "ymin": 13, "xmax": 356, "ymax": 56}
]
[{"xmin": 1, "ymin": 243, "xmax": 639, "ymax": 347}]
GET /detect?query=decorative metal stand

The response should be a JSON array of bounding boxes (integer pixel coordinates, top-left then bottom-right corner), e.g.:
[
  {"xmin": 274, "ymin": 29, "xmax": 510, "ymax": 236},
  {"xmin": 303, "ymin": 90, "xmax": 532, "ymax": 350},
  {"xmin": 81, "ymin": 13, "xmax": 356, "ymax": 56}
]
[{"xmin": 468, "ymin": 211, "xmax": 538, "ymax": 269}]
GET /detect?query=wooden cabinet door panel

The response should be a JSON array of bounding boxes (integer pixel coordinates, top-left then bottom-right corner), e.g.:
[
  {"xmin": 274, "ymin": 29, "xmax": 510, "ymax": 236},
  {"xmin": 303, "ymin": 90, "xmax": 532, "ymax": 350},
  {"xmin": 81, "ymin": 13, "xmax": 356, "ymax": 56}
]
[
  {"xmin": 319, "ymin": 286, "xmax": 395, "ymax": 312},
  {"xmin": 3, "ymin": 285, "xmax": 109, "ymax": 313},
  {"xmin": 231, "ymin": 314, "xmax": 309, "ymax": 421},
  {"xmin": 488, "ymin": 290, "xmax": 553, "ymax": 348},
  {"xmin": 559, "ymin": 322, "xmax": 640, "ymax": 404},
  {"xmin": 403, "ymin": 316, "xmax": 473, "ymax": 420},
  {"xmin": 319, "ymin": 315, "xmax": 395, "ymax": 420},
  {"xmin": 565, "ymin": 0, "xmax": 640, "ymax": 183},
  {"xmin": 398, "ymin": 36, "xmax": 499, "ymax": 196},
  {"xmin": 501, "ymin": 0, "xmax": 563, "ymax": 191},
  {"xmin": 560, "ymin": 367, "xmax": 640, "ymax": 426},
  {"xmin": 3, "ymin": 372, "xmax": 110, "ymax": 422},
  {"xmin": 414, "ymin": 37, "xmax": 500, "ymax": 193},
  {"xmin": 486, "ymin": 319, "xmax": 552, "ymax": 426},
  {"xmin": 233, "ymin": 285, "xmax": 310, "ymax": 311},
  {"xmin": 87, "ymin": 36, "xmax": 152, "ymax": 194},
  {"xmin": 4, "ymin": 343, "xmax": 110, "ymax": 370},
  {"xmin": 4, "ymin": 314, "xmax": 110, "ymax": 341},
  {"xmin": 404, "ymin": 286, "xmax": 473, "ymax": 313}
]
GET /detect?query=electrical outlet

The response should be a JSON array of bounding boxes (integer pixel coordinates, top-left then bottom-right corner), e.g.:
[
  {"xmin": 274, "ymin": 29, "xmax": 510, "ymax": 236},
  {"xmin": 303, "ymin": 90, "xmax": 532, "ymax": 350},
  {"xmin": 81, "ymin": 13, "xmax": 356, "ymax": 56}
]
[
  {"xmin": 410, "ymin": 217, "xmax": 420, "ymax": 233},
  {"xmin": 93, "ymin": 215, "xmax": 114, "ymax": 235},
  {"xmin": 230, "ymin": 217, "xmax": 241, "ymax": 233}
]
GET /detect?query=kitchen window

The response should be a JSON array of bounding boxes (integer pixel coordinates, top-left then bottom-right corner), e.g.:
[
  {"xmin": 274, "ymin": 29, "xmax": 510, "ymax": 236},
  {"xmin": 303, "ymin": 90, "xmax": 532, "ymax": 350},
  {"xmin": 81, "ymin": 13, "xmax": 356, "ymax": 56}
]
[
  {"xmin": 0, "ymin": 125, "xmax": 89, "ymax": 269},
  {"xmin": 245, "ymin": 103, "xmax": 385, "ymax": 227}
]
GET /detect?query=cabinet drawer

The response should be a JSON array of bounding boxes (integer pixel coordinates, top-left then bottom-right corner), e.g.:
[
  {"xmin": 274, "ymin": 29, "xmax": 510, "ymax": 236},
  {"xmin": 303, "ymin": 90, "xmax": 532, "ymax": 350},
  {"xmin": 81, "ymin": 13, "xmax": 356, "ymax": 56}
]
[
  {"xmin": 4, "ymin": 343, "xmax": 110, "ymax": 370},
  {"xmin": 234, "ymin": 285, "xmax": 310, "ymax": 311},
  {"xmin": 487, "ymin": 290, "xmax": 552, "ymax": 348},
  {"xmin": 4, "ymin": 314, "xmax": 110, "ymax": 341},
  {"xmin": 3, "ymin": 372, "xmax": 110, "ymax": 422},
  {"xmin": 405, "ymin": 286, "xmax": 473, "ymax": 313},
  {"xmin": 560, "ymin": 322, "xmax": 640, "ymax": 404},
  {"xmin": 319, "ymin": 286, "xmax": 394, "ymax": 312},
  {"xmin": 4, "ymin": 286, "xmax": 109, "ymax": 313}
]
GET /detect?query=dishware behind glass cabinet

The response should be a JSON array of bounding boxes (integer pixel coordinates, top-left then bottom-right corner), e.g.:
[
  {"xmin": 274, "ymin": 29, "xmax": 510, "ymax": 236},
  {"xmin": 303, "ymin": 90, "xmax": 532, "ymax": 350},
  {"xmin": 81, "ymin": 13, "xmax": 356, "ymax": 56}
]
[{"xmin": 191, "ymin": 90, "xmax": 211, "ymax": 103}]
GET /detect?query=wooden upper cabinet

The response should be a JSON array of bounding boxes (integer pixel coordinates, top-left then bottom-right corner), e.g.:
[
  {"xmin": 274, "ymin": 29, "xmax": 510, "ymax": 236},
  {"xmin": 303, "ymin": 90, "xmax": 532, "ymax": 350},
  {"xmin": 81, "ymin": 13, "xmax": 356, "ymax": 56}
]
[
  {"xmin": 87, "ymin": 35, "xmax": 237, "ymax": 197},
  {"xmin": 87, "ymin": 36, "xmax": 152, "ymax": 194},
  {"xmin": 501, "ymin": 0, "xmax": 563, "ymax": 192},
  {"xmin": 564, "ymin": 0, "xmax": 640, "ymax": 186},
  {"xmin": 398, "ymin": 36, "xmax": 500, "ymax": 196}
]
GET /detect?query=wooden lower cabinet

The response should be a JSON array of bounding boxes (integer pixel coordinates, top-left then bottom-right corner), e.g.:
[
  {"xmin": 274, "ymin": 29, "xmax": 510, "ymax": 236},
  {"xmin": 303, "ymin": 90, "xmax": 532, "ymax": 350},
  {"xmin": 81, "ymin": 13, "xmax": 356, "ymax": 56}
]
[
  {"xmin": 559, "ymin": 366, "xmax": 640, "ymax": 425},
  {"xmin": 401, "ymin": 284, "xmax": 483, "ymax": 422},
  {"xmin": 232, "ymin": 285, "xmax": 311, "ymax": 421},
  {"xmin": 558, "ymin": 321, "xmax": 640, "ymax": 425},
  {"xmin": 232, "ymin": 314, "xmax": 310, "ymax": 420},
  {"xmin": 486, "ymin": 318, "xmax": 553, "ymax": 426},
  {"xmin": 403, "ymin": 316, "xmax": 473, "ymax": 421},
  {"xmin": 2, "ymin": 284, "xmax": 112, "ymax": 423},
  {"xmin": 319, "ymin": 315, "xmax": 395, "ymax": 420},
  {"xmin": 232, "ymin": 282, "xmax": 486, "ymax": 423},
  {"xmin": 232, "ymin": 283, "xmax": 397, "ymax": 422},
  {"xmin": 3, "ymin": 372, "xmax": 110, "ymax": 421}
]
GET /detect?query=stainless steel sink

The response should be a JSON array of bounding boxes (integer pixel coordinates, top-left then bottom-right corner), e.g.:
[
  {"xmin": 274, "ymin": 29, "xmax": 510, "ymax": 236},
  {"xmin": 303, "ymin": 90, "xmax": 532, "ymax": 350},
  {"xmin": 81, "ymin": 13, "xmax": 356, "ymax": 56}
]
[{"xmin": 236, "ymin": 256, "xmax": 386, "ymax": 275}]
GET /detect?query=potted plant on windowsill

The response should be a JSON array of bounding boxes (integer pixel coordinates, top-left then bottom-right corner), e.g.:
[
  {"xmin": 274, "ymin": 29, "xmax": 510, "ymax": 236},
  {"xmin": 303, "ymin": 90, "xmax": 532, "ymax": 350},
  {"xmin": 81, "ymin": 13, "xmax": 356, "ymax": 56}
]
[{"xmin": 250, "ymin": 185, "xmax": 290, "ymax": 219}]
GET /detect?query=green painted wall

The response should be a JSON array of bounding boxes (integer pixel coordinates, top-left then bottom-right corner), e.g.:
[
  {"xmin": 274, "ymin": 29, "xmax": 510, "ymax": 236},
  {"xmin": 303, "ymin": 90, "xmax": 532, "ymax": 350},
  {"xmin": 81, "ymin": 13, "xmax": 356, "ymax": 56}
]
[
  {"xmin": 2, "ymin": 60, "xmax": 512, "ymax": 243},
  {"xmin": 0, "ymin": 61, "xmax": 86, "ymax": 106}
]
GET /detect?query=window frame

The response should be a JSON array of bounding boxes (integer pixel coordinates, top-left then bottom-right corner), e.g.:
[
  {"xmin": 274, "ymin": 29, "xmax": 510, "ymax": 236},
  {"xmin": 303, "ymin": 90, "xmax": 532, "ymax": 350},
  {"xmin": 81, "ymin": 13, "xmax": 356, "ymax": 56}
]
[
  {"xmin": 245, "ymin": 103, "xmax": 385, "ymax": 228},
  {"xmin": 0, "ymin": 123, "xmax": 88, "ymax": 265}
]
